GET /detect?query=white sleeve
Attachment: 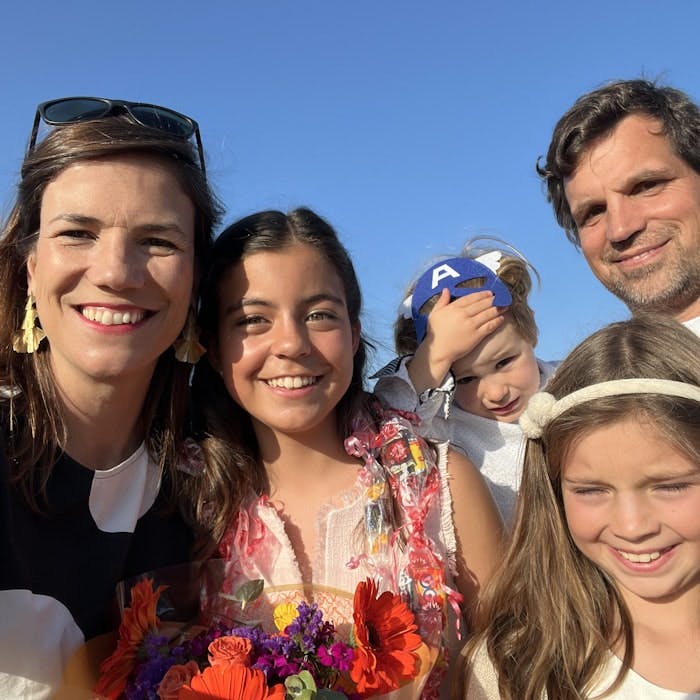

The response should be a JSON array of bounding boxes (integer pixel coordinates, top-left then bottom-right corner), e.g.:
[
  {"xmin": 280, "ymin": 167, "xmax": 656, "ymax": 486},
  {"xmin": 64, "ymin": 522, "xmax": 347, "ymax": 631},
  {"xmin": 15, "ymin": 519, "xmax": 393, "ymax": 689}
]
[{"xmin": 373, "ymin": 355, "xmax": 454, "ymax": 424}]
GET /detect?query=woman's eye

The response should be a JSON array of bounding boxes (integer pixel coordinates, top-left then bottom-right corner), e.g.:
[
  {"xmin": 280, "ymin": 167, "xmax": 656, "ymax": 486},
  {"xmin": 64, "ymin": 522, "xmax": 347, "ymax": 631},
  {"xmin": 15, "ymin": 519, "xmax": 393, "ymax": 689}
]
[
  {"xmin": 58, "ymin": 229, "xmax": 93, "ymax": 240},
  {"xmin": 143, "ymin": 237, "xmax": 179, "ymax": 251}
]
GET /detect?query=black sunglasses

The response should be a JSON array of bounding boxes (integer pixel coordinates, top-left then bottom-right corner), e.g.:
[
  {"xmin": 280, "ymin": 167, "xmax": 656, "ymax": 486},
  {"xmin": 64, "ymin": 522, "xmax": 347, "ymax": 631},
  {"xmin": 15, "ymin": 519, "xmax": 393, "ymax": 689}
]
[{"xmin": 28, "ymin": 96, "xmax": 206, "ymax": 175}]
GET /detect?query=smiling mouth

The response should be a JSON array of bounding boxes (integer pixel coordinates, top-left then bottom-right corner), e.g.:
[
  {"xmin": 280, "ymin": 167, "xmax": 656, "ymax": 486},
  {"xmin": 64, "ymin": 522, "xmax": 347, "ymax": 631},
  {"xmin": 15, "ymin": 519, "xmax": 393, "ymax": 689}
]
[
  {"xmin": 616, "ymin": 547, "xmax": 670, "ymax": 563},
  {"xmin": 490, "ymin": 398, "xmax": 518, "ymax": 414},
  {"xmin": 266, "ymin": 376, "xmax": 319, "ymax": 389},
  {"xmin": 616, "ymin": 249, "xmax": 660, "ymax": 265},
  {"xmin": 80, "ymin": 307, "xmax": 147, "ymax": 326},
  {"xmin": 610, "ymin": 238, "xmax": 670, "ymax": 265}
]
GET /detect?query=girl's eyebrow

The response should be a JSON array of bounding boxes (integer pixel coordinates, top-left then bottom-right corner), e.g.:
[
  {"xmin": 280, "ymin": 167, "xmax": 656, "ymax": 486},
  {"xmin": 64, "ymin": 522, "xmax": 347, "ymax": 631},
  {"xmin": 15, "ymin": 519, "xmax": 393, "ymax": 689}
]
[
  {"xmin": 304, "ymin": 292, "xmax": 346, "ymax": 306},
  {"xmin": 563, "ymin": 467, "xmax": 700, "ymax": 486},
  {"xmin": 221, "ymin": 292, "xmax": 345, "ymax": 317},
  {"xmin": 220, "ymin": 298, "xmax": 270, "ymax": 317},
  {"xmin": 640, "ymin": 467, "xmax": 700, "ymax": 484},
  {"xmin": 562, "ymin": 475, "xmax": 608, "ymax": 486}
]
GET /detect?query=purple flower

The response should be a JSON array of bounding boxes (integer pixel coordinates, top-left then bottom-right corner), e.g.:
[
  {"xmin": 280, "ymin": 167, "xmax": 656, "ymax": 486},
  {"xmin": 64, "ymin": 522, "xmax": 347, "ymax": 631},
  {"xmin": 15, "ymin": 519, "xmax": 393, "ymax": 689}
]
[
  {"xmin": 272, "ymin": 654, "xmax": 301, "ymax": 676},
  {"xmin": 125, "ymin": 655, "xmax": 177, "ymax": 700},
  {"xmin": 318, "ymin": 641, "xmax": 354, "ymax": 672},
  {"xmin": 284, "ymin": 602, "xmax": 337, "ymax": 653},
  {"xmin": 113, "ymin": 579, "xmax": 358, "ymax": 697}
]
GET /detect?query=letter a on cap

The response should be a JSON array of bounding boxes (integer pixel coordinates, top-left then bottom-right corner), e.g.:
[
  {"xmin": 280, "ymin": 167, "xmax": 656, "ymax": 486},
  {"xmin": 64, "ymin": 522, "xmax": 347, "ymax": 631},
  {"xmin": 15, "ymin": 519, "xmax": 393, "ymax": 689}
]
[{"xmin": 431, "ymin": 264, "xmax": 460, "ymax": 289}]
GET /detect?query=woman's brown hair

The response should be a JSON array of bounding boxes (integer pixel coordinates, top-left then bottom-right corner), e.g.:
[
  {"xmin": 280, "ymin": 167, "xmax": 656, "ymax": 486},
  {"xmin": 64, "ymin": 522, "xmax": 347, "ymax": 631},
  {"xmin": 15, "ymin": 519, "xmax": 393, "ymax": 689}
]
[{"xmin": 0, "ymin": 115, "xmax": 222, "ymax": 510}]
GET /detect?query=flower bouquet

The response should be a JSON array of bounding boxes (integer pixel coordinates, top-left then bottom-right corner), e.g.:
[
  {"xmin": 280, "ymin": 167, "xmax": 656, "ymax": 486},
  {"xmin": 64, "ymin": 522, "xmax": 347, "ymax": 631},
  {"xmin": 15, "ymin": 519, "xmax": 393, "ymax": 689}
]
[{"xmin": 94, "ymin": 574, "xmax": 435, "ymax": 700}]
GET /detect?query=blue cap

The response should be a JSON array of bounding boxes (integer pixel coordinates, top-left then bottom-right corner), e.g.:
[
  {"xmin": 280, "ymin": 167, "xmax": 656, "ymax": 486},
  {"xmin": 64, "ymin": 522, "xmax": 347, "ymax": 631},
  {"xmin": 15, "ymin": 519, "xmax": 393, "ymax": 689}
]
[{"xmin": 411, "ymin": 257, "xmax": 512, "ymax": 342}]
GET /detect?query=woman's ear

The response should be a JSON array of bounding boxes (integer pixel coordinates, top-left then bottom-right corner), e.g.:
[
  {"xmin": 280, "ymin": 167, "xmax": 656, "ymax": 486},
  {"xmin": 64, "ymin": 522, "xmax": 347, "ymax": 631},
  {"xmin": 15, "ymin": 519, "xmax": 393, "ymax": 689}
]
[{"xmin": 26, "ymin": 253, "xmax": 36, "ymax": 293}]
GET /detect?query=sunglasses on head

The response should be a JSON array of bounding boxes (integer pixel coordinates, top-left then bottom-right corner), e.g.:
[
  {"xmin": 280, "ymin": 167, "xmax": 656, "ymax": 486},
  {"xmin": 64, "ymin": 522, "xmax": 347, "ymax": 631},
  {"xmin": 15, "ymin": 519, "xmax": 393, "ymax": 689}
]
[{"xmin": 28, "ymin": 96, "xmax": 206, "ymax": 174}]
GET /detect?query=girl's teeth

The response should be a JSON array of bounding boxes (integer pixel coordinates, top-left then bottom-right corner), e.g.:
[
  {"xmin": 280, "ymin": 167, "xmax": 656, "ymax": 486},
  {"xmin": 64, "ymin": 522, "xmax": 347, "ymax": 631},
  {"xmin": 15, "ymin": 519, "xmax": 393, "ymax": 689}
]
[
  {"xmin": 618, "ymin": 550, "xmax": 662, "ymax": 563},
  {"xmin": 267, "ymin": 376, "xmax": 316, "ymax": 389}
]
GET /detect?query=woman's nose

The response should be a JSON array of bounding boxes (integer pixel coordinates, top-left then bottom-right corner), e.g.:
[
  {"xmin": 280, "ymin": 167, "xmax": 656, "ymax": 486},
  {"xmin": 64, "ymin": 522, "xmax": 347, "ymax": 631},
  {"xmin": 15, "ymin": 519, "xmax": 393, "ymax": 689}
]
[{"xmin": 87, "ymin": 233, "xmax": 144, "ymax": 290}]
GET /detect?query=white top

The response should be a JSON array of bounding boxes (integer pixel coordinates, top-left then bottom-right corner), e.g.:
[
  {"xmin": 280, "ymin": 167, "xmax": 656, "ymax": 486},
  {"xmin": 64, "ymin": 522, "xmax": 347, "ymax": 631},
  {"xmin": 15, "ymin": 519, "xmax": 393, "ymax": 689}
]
[
  {"xmin": 591, "ymin": 654, "xmax": 700, "ymax": 699},
  {"xmin": 684, "ymin": 316, "xmax": 700, "ymax": 336},
  {"xmin": 466, "ymin": 642, "xmax": 700, "ymax": 699},
  {"xmin": 374, "ymin": 357, "xmax": 556, "ymax": 523}
]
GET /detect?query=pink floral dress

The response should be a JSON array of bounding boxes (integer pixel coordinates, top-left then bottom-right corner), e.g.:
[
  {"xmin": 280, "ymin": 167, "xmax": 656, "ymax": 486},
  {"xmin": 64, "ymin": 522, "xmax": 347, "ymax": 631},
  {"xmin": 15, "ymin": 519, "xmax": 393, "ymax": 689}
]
[{"xmin": 211, "ymin": 406, "xmax": 462, "ymax": 698}]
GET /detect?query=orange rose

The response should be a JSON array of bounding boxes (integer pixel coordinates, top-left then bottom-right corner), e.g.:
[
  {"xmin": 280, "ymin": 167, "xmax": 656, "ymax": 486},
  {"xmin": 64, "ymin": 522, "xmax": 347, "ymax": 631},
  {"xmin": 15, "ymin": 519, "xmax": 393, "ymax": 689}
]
[
  {"xmin": 158, "ymin": 661, "xmax": 201, "ymax": 700},
  {"xmin": 208, "ymin": 635, "xmax": 253, "ymax": 667}
]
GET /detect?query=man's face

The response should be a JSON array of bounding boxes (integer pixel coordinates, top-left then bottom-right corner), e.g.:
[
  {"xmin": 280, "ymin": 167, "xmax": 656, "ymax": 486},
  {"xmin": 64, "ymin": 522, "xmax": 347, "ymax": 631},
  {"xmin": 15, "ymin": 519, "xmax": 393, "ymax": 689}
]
[{"xmin": 563, "ymin": 114, "xmax": 700, "ymax": 320}]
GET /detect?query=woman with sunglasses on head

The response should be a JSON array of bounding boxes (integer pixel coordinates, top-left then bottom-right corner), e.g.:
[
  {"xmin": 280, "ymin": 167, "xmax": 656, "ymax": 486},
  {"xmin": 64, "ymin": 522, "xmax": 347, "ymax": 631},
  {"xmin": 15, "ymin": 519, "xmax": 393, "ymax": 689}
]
[{"xmin": 0, "ymin": 97, "xmax": 222, "ymax": 698}]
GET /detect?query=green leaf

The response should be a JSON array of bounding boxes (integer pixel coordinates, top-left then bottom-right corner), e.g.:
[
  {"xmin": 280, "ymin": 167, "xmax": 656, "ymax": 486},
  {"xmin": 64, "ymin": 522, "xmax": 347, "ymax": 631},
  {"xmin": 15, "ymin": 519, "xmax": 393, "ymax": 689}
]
[
  {"xmin": 283, "ymin": 673, "xmax": 348, "ymax": 700},
  {"xmin": 295, "ymin": 671, "xmax": 317, "ymax": 690},
  {"xmin": 285, "ymin": 673, "xmax": 316, "ymax": 699},
  {"xmin": 217, "ymin": 579, "xmax": 264, "ymax": 610},
  {"xmin": 316, "ymin": 691, "xmax": 349, "ymax": 700}
]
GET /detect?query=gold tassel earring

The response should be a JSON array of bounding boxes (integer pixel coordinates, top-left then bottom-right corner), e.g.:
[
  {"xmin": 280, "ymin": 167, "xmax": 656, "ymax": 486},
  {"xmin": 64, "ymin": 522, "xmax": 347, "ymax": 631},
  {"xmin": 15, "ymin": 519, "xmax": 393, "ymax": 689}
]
[
  {"xmin": 174, "ymin": 308, "xmax": 206, "ymax": 363},
  {"xmin": 12, "ymin": 293, "xmax": 46, "ymax": 354}
]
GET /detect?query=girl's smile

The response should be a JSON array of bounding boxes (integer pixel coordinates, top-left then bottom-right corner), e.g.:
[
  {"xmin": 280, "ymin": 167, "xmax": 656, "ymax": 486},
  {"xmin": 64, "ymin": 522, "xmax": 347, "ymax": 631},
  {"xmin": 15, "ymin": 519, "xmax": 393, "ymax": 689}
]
[{"xmin": 264, "ymin": 375, "xmax": 320, "ymax": 390}]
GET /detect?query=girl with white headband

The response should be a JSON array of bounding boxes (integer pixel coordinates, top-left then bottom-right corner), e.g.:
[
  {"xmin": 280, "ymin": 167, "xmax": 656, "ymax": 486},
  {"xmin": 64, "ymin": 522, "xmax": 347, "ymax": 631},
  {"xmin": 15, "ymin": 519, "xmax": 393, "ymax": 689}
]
[
  {"xmin": 459, "ymin": 314, "xmax": 700, "ymax": 699},
  {"xmin": 375, "ymin": 239, "xmax": 556, "ymax": 523}
]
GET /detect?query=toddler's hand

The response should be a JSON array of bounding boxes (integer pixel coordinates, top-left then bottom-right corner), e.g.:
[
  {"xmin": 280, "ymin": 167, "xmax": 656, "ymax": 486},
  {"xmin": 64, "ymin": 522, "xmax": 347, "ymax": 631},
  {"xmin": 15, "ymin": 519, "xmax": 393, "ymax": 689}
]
[
  {"xmin": 408, "ymin": 289, "xmax": 505, "ymax": 394},
  {"xmin": 427, "ymin": 288, "xmax": 504, "ymax": 362}
]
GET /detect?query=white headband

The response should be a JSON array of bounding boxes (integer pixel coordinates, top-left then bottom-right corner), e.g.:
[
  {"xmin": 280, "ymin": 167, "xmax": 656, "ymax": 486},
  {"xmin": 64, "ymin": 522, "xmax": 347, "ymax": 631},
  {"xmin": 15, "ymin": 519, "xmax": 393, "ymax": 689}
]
[{"xmin": 519, "ymin": 378, "xmax": 700, "ymax": 440}]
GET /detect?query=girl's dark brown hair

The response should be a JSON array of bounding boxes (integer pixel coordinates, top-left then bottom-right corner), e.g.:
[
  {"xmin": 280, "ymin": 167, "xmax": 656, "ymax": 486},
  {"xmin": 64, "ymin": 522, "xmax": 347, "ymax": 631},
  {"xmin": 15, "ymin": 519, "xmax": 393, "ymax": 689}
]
[{"xmin": 188, "ymin": 208, "xmax": 375, "ymax": 552}]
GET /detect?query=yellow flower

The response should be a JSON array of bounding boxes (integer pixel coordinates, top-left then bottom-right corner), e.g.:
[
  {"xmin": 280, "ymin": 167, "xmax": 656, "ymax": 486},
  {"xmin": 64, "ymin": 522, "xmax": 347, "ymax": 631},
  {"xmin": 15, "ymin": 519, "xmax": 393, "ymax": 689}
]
[{"xmin": 272, "ymin": 603, "xmax": 298, "ymax": 632}]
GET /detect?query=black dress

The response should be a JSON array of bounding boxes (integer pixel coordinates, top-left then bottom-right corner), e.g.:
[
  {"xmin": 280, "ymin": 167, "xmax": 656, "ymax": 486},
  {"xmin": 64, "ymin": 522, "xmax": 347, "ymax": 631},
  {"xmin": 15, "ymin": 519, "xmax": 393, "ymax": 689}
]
[{"xmin": 0, "ymin": 436, "xmax": 193, "ymax": 697}]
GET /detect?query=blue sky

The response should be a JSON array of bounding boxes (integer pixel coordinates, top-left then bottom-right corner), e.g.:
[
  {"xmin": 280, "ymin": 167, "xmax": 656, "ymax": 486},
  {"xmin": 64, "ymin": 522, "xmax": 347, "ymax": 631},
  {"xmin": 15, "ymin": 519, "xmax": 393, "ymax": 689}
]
[{"xmin": 2, "ymin": 1, "xmax": 698, "ymax": 372}]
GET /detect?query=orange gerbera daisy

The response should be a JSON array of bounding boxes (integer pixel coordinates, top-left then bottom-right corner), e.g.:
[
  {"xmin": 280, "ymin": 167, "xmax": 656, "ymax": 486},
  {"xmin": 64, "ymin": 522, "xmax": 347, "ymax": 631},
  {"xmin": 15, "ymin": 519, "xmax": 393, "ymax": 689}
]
[
  {"xmin": 95, "ymin": 578, "xmax": 167, "ymax": 699},
  {"xmin": 349, "ymin": 578, "xmax": 423, "ymax": 696},
  {"xmin": 178, "ymin": 663, "xmax": 286, "ymax": 700}
]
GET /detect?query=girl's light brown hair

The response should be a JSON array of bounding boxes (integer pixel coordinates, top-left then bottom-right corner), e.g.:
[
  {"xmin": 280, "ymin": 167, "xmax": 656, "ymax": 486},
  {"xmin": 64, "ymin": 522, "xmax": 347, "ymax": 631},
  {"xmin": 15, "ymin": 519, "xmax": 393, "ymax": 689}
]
[{"xmin": 455, "ymin": 314, "xmax": 700, "ymax": 700}]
